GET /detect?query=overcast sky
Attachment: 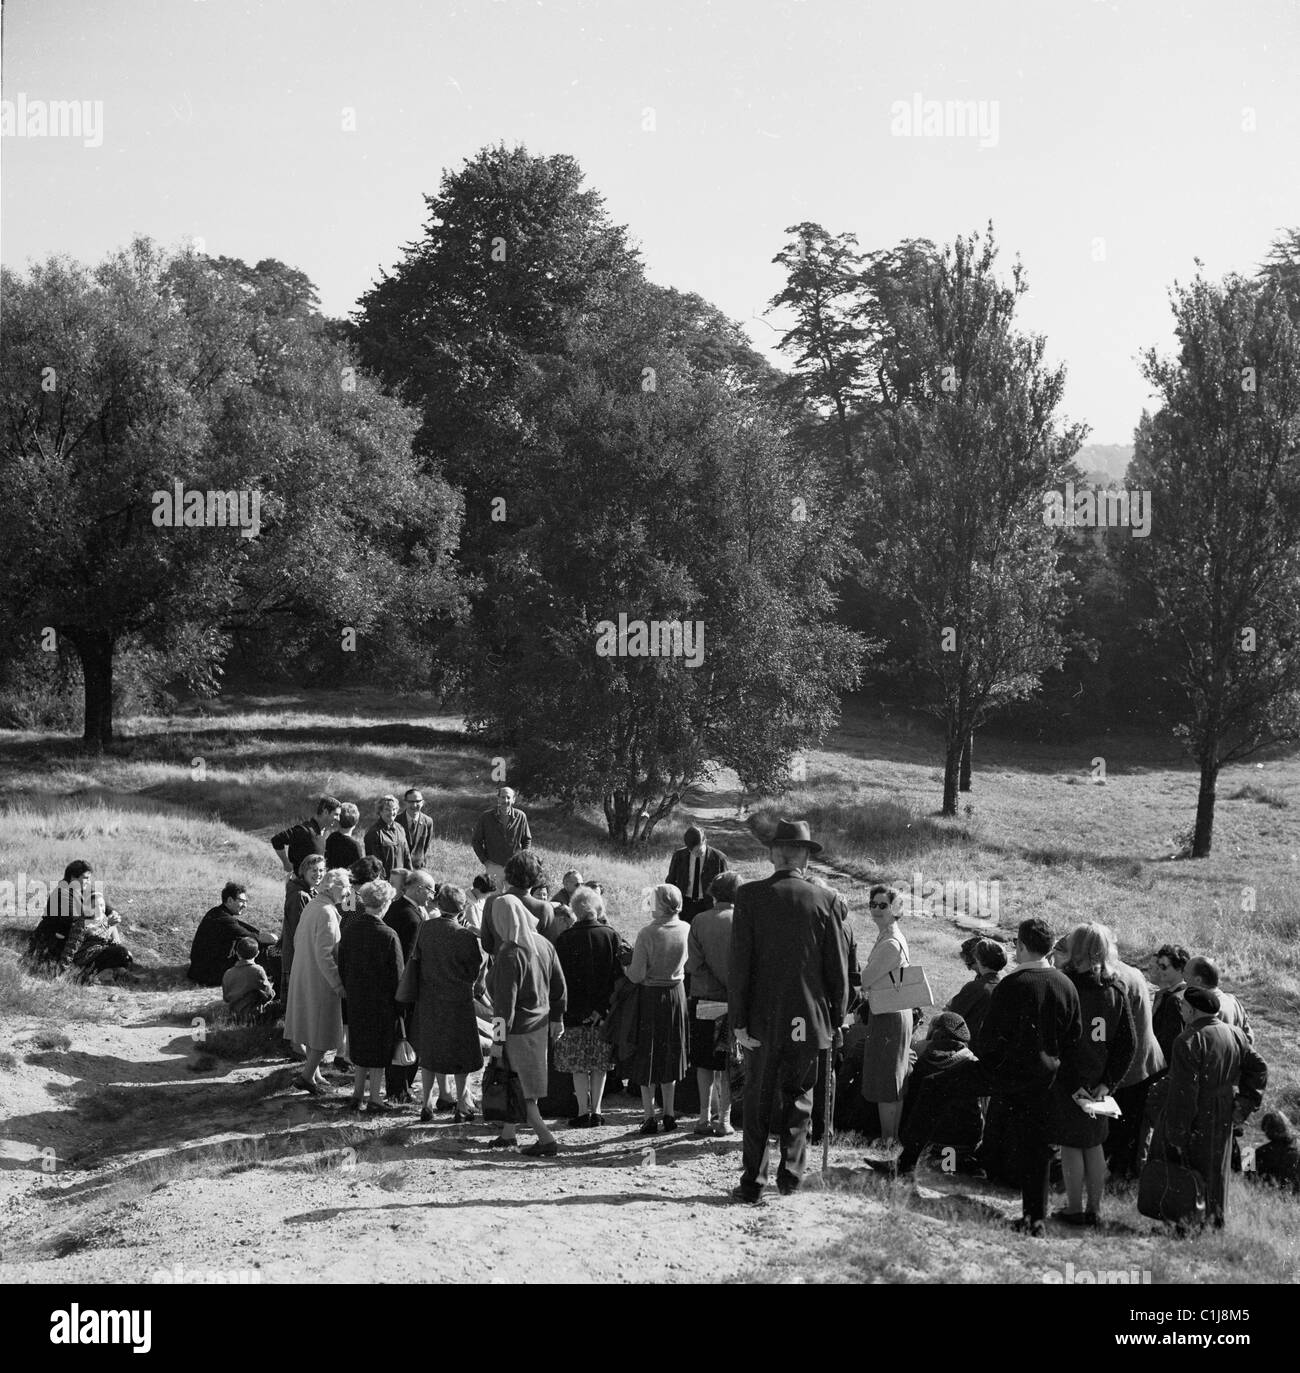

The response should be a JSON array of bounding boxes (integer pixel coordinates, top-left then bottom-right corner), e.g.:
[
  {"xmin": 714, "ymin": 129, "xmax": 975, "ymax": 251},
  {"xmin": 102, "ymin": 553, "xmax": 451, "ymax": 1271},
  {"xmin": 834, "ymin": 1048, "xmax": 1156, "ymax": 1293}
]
[{"xmin": 3, "ymin": 0, "xmax": 1298, "ymax": 443}]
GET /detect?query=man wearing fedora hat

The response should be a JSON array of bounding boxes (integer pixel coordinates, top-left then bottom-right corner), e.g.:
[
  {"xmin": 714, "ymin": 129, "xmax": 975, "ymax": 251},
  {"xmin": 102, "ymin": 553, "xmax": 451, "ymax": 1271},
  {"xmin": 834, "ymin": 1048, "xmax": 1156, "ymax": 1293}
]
[{"xmin": 728, "ymin": 818, "xmax": 851, "ymax": 1203}]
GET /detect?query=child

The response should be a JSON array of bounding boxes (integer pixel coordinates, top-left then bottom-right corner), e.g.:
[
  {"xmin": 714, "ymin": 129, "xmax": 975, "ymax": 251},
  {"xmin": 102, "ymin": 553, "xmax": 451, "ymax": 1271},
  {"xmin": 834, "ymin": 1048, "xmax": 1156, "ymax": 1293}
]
[{"xmin": 223, "ymin": 937, "xmax": 275, "ymax": 1020}]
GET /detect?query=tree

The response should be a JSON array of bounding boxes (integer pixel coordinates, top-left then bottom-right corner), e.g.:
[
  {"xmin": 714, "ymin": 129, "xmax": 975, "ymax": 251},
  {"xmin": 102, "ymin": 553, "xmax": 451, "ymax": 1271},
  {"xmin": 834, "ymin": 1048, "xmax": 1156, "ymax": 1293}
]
[
  {"xmin": 1129, "ymin": 271, "xmax": 1300, "ymax": 857},
  {"xmin": 460, "ymin": 307, "xmax": 867, "ymax": 842},
  {"xmin": 0, "ymin": 239, "xmax": 462, "ymax": 747},
  {"xmin": 862, "ymin": 227, "xmax": 1084, "ymax": 815}
]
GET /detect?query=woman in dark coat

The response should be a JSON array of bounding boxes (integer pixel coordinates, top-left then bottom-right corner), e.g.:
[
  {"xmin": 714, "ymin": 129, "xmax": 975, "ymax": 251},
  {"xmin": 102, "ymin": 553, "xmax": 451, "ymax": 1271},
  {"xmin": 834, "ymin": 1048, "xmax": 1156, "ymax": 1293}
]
[
  {"xmin": 1048, "ymin": 923, "xmax": 1136, "ymax": 1226},
  {"xmin": 397, "ymin": 884, "xmax": 487, "ymax": 1123},
  {"xmin": 337, "ymin": 878, "xmax": 405, "ymax": 1113},
  {"xmin": 554, "ymin": 886, "xmax": 623, "ymax": 1127}
]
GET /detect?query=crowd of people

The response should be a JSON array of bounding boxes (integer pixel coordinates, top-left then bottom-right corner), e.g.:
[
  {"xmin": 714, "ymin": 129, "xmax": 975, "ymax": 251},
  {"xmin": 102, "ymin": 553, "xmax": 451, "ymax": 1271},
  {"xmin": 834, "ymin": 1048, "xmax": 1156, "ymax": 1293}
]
[{"xmin": 22, "ymin": 788, "xmax": 1295, "ymax": 1226}]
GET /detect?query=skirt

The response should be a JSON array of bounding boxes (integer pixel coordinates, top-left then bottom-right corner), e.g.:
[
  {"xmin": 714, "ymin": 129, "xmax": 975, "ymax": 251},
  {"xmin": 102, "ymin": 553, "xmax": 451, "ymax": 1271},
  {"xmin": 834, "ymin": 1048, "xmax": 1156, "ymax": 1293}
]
[
  {"xmin": 860, "ymin": 1009, "xmax": 911, "ymax": 1104},
  {"xmin": 1048, "ymin": 1080, "xmax": 1110, "ymax": 1149},
  {"xmin": 629, "ymin": 983, "xmax": 687, "ymax": 1085},
  {"xmin": 687, "ymin": 999, "xmax": 730, "ymax": 1072},
  {"xmin": 555, "ymin": 1023, "xmax": 614, "ymax": 1074},
  {"xmin": 506, "ymin": 1027, "xmax": 550, "ymax": 1100}
]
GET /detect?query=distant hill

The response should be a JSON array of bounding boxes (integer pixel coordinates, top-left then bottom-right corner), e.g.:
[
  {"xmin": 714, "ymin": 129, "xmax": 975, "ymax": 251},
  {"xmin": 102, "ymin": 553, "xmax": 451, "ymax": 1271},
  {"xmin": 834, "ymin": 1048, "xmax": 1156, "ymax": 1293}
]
[{"xmin": 1073, "ymin": 443, "xmax": 1134, "ymax": 485}]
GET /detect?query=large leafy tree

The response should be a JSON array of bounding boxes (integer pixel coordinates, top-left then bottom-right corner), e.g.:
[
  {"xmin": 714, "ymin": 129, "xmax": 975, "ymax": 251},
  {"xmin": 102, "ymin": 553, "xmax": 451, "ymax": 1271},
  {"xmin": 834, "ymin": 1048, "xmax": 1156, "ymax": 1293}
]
[
  {"xmin": 0, "ymin": 238, "xmax": 461, "ymax": 747},
  {"xmin": 862, "ymin": 228, "xmax": 1084, "ymax": 815},
  {"xmin": 1128, "ymin": 271, "xmax": 1300, "ymax": 857}
]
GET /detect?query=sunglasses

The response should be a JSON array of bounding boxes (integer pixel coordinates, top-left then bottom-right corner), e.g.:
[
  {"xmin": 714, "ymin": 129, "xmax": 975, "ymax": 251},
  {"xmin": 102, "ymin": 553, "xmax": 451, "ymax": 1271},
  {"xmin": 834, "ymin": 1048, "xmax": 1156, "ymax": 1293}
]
[{"xmin": 869, "ymin": 901, "xmax": 892, "ymax": 910}]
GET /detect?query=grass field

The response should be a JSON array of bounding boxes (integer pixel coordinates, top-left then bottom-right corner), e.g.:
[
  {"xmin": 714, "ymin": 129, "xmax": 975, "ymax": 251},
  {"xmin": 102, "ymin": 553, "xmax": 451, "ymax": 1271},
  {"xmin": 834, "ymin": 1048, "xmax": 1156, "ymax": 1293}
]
[{"xmin": 1, "ymin": 686, "xmax": 1298, "ymax": 1283}]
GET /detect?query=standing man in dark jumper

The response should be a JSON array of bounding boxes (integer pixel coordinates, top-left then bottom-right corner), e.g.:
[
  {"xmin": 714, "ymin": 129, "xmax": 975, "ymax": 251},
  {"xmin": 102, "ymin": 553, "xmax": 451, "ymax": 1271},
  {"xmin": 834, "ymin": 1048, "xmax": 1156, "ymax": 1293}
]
[
  {"xmin": 893, "ymin": 917, "xmax": 1082, "ymax": 1237},
  {"xmin": 728, "ymin": 819, "xmax": 849, "ymax": 1204},
  {"xmin": 472, "ymin": 787, "xmax": 532, "ymax": 890},
  {"xmin": 271, "ymin": 796, "xmax": 340, "ymax": 875},
  {"xmin": 666, "ymin": 826, "xmax": 730, "ymax": 925},
  {"xmin": 398, "ymin": 787, "xmax": 435, "ymax": 871}
]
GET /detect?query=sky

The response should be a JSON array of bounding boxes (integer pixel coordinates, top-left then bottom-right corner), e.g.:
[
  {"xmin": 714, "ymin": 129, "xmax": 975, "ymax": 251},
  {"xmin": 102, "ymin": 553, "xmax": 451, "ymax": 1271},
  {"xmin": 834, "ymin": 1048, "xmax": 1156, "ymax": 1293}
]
[{"xmin": 2, "ymin": 0, "xmax": 1298, "ymax": 444}]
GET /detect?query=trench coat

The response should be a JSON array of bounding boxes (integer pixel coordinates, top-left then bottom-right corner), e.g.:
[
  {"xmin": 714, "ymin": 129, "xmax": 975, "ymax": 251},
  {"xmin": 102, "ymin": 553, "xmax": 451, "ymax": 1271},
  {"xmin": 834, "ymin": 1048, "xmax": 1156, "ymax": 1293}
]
[{"xmin": 284, "ymin": 895, "xmax": 345, "ymax": 1053}]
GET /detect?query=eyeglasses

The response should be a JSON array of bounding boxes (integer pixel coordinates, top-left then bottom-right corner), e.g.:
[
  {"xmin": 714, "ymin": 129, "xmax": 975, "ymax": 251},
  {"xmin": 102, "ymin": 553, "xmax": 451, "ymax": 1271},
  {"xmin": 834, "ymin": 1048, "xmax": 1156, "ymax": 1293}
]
[{"xmin": 869, "ymin": 901, "xmax": 891, "ymax": 910}]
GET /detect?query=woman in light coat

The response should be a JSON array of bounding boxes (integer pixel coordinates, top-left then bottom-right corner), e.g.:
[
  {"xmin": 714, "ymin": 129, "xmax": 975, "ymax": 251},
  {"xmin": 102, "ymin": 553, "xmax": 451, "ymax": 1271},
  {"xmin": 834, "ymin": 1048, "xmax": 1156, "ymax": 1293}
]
[
  {"xmin": 285, "ymin": 867, "xmax": 351, "ymax": 1095},
  {"xmin": 859, "ymin": 885, "xmax": 912, "ymax": 1148}
]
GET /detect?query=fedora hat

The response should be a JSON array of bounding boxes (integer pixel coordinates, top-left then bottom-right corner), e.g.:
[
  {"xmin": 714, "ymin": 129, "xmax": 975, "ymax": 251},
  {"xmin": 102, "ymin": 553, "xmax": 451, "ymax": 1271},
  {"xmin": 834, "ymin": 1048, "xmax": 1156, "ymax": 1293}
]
[{"xmin": 768, "ymin": 818, "xmax": 823, "ymax": 855}]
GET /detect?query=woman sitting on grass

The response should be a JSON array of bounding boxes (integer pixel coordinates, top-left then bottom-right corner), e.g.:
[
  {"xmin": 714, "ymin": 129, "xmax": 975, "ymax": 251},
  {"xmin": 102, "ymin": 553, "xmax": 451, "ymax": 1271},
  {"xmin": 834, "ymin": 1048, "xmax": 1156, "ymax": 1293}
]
[
  {"xmin": 337, "ymin": 879, "xmax": 405, "ymax": 1113},
  {"xmin": 285, "ymin": 867, "xmax": 351, "ymax": 1096},
  {"xmin": 27, "ymin": 860, "xmax": 135, "ymax": 983}
]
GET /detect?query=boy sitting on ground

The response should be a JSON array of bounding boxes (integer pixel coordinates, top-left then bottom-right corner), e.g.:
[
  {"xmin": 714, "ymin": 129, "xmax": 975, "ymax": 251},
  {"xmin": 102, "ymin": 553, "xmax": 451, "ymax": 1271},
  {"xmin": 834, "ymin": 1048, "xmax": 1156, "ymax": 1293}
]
[{"xmin": 223, "ymin": 937, "xmax": 276, "ymax": 1021}]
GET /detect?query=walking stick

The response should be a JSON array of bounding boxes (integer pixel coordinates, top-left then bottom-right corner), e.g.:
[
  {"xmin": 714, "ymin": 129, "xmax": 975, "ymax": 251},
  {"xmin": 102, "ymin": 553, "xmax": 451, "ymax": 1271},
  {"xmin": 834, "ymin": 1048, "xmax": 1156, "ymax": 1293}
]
[{"xmin": 822, "ymin": 1044, "xmax": 834, "ymax": 1174}]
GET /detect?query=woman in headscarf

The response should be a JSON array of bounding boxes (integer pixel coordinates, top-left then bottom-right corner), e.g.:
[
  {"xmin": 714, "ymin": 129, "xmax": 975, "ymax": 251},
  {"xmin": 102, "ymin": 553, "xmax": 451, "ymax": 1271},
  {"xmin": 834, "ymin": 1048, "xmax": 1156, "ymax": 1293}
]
[
  {"xmin": 626, "ymin": 883, "xmax": 689, "ymax": 1135},
  {"xmin": 398, "ymin": 884, "xmax": 488, "ymax": 1122},
  {"xmin": 859, "ymin": 885, "xmax": 913, "ymax": 1149},
  {"xmin": 487, "ymin": 893, "xmax": 568, "ymax": 1156},
  {"xmin": 1048, "ymin": 922, "xmax": 1136, "ymax": 1226},
  {"xmin": 337, "ymin": 878, "xmax": 405, "ymax": 1113},
  {"xmin": 284, "ymin": 868, "xmax": 351, "ymax": 1096}
]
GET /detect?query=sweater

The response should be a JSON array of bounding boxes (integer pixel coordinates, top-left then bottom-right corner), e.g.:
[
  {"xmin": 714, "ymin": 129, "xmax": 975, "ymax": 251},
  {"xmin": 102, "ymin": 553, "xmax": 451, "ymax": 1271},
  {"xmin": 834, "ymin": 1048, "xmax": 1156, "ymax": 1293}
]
[
  {"xmin": 975, "ymin": 964, "xmax": 1082, "ymax": 1088},
  {"xmin": 628, "ymin": 918, "xmax": 689, "ymax": 987},
  {"xmin": 685, "ymin": 903, "xmax": 733, "ymax": 1001}
]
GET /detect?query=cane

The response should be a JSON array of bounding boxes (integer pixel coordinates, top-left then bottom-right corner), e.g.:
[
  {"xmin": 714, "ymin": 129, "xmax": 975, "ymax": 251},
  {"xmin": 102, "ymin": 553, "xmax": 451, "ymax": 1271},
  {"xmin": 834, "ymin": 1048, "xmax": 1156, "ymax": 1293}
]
[{"xmin": 821, "ymin": 1044, "xmax": 834, "ymax": 1174}]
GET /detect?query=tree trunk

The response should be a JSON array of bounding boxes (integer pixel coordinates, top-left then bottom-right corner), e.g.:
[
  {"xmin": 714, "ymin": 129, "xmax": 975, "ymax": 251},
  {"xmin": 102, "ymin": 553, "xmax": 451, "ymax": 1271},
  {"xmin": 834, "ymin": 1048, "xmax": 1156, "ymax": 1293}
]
[
  {"xmin": 959, "ymin": 731, "xmax": 973, "ymax": 792},
  {"xmin": 603, "ymin": 791, "xmax": 632, "ymax": 844},
  {"xmin": 69, "ymin": 628, "xmax": 115, "ymax": 751},
  {"xmin": 1191, "ymin": 756, "xmax": 1219, "ymax": 858},
  {"xmin": 941, "ymin": 733, "xmax": 962, "ymax": 817}
]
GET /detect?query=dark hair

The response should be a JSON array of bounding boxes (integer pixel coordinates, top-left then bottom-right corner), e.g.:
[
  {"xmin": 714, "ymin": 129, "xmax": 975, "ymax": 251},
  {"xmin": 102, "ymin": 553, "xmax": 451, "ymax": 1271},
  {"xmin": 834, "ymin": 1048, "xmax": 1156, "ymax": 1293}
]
[
  {"xmin": 62, "ymin": 860, "xmax": 93, "ymax": 883},
  {"xmin": 1261, "ymin": 1110, "xmax": 1294, "ymax": 1143},
  {"xmin": 974, "ymin": 938, "xmax": 1008, "ymax": 972},
  {"xmin": 530, "ymin": 884, "xmax": 549, "ymax": 898},
  {"xmin": 472, "ymin": 875, "xmax": 493, "ymax": 895},
  {"xmin": 403, "ymin": 787, "xmax": 422, "ymax": 800},
  {"xmin": 233, "ymin": 936, "xmax": 259, "ymax": 960},
  {"xmin": 221, "ymin": 881, "xmax": 248, "ymax": 904},
  {"xmin": 1187, "ymin": 955, "xmax": 1220, "ymax": 988},
  {"xmin": 504, "ymin": 849, "xmax": 544, "ymax": 889},
  {"xmin": 1156, "ymin": 944, "xmax": 1190, "ymax": 971},
  {"xmin": 315, "ymin": 795, "xmax": 342, "ymax": 815},
  {"xmin": 684, "ymin": 826, "xmax": 704, "ymax": 848},
  {"xmin": 1017, "ymin": 917, "xmax": 1053, "ymax": 958},
  {"xmin": 349, "ymin": 856, "xmax": 385, "ymax": 886},
  {"xmin": 709, "ymin": 871, "xmax": 742, "ymax": 904},
  {"xmin": 959, "ymin": 935, "xmax": 981, "ymax": 970}
]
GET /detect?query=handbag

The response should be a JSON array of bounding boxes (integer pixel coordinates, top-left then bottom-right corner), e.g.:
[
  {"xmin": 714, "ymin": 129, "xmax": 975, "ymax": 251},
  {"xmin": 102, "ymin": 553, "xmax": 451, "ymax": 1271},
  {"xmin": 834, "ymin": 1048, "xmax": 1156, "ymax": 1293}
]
[
  {"xmin": 481, "ymin": 1045, "xmax": 528, "ymax": 1124},
  {"xmin": 1137, "ymin": 1156, "xmax": 1207, "ymax": 1225},
  {"xmin": 391, "ymin": 1016, "xmax": 416, "ymax": 1067},
  {"xmin": 867, "ymin": 964, "xmax": 935, "ymax": 1015}
]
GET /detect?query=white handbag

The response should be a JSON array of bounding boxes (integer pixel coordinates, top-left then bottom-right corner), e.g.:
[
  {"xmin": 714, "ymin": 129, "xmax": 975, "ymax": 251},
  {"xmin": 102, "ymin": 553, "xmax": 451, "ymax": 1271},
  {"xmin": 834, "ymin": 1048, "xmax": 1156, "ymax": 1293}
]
[{"xmin": 867, "ymin": 964, "xmax": 935, "ymax": 1014}]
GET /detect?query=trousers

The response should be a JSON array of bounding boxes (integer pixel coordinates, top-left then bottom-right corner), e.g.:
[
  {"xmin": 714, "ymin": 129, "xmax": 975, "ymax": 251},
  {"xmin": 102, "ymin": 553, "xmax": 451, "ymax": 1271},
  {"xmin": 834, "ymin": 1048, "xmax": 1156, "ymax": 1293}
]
[
  {"xmin": 740, "ymin": 1040, "xmax": 821, "ymax": 1193},
  {"xmin": 904, "ymin": 1058, "xmax": 1054, "ymax": 1222}
]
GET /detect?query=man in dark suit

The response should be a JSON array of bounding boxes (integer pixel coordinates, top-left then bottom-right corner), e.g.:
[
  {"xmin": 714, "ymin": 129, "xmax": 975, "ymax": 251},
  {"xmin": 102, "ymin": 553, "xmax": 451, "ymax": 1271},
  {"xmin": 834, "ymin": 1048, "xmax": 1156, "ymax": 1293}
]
[
  {"xmin": 397, "ymin": 787, "xmax": 435, "ymax": 870},
  {"xmin": 384, "ymin": 869, "xmax": 434, "ymax": 1103},
  {"xmin": 728, "ymin": 819, "xmax": 849, "ymax": 1203},
  {"xmin": 666, "ymin": 826, "xmax": 729, "ymax": 924},
  {"xmin": 189, "ymin": 882, "xmax": 279, "ymax": 989}
]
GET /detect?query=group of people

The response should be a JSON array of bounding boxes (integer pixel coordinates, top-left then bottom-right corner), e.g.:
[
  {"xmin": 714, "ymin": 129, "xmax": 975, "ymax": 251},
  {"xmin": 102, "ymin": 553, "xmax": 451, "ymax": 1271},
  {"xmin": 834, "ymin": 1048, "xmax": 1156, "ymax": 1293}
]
[{"xmin": 24, "ymin": 789, "xmax": 1290, "ymax": 1224}]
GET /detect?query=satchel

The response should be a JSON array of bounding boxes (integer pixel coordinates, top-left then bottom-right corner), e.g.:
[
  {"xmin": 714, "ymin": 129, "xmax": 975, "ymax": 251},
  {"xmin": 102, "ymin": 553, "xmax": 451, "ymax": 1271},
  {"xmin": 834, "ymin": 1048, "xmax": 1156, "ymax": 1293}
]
[
  {"xmin": 481, "ymin": 1047, "xmax": 528, "ymax": 1124},
  {"xmin": 1137, "ymin": 1157, "xmax": 1207, "ymax": 1225},
  {"xmin": 867, "ymin": 964, "xmax": 935, "ymax": 1015}
]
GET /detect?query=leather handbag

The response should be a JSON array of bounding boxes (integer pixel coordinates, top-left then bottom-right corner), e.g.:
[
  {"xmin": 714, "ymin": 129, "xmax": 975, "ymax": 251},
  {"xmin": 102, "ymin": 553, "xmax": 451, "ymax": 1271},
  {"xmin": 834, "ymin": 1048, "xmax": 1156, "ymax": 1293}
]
[
  {"xmin": 867, "ymin": 964, "xmax": 935, "ymax": 1015},
  {"xmin": 1137, "ymin": 1157, "xmax": 1207, "ymax": 1225},
  {"xmin": 391, "ymin": 1016, "xmax": 416, "ymax": 1067},
  {"xmin": 481, "ymin": 1046, "xmax": 528, "ymax": 1124}
]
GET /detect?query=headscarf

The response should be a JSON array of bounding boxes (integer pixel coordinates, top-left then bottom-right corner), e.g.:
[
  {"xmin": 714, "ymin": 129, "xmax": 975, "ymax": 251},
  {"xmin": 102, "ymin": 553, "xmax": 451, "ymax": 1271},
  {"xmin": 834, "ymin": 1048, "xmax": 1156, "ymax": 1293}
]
[
  {"xmin": 651, "ymin": 883, "xmax": 682, "ymax": 924},
  {"xmin": 492, "ymin": 894, "xmax": 539, "ymax": 954}
]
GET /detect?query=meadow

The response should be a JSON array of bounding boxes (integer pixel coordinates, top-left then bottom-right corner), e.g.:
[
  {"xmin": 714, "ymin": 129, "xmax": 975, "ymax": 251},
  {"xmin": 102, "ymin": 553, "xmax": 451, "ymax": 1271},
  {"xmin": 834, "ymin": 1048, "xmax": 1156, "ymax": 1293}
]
[{"xmin": 1, "ymin": 687, "xmax": 1297, "ymax": 1283}]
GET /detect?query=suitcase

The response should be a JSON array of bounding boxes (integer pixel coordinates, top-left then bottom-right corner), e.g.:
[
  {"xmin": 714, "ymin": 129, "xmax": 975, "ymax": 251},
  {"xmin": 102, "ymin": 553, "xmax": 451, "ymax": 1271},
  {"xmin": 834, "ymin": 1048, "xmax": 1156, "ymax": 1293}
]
[{"xmin": 1137, "ymin": 1157, "xmax": 1207, "ymax": 1225}]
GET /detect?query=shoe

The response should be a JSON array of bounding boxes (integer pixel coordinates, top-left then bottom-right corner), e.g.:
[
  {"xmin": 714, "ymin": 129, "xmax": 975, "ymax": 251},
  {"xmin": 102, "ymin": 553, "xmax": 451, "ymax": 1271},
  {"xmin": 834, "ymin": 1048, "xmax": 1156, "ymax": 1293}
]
[
  {"xmin": 865, "ymin": 1157, "xmax": 898, "ymax": 1178},
  {"xmin": 434, "ymin": 1096, "xmax": 457, "ymax": 1111},
  {"xmin": 294, "ymin": 1076, "xmax": 332, "ymax": 1097},
  {"xmin": 345, "ymin": 1097, "xmax": 365, "ymax": 1113},
  {"xmin": 713, "ymin": 1120, "xmax": 735, "ymax": 1137},
  {"xmin": 730, "ymin": 1185, "xmax": 764, "ymax": 1205},
  {"xmin": 486, "ymin": 1136, "xmax": 515, "ymax": 1149},
  {"xmin": 454, "ymin": 1108, "xmax": 477, "ymax": 1124},
  {"xmin": 521, "ymin": 1140, "xmax": 559, "ymax": 1158},
  {"xmin": 365, "ymin": 1099, "xmax": 395, "ymax": 1114},
  {"xmin": 1082, "ymin": 1211, "xmax": 1100, "ymax": 1227},
  {"xmin": 1052, "ymin": 1209, "xmax": 1087, "ymax": 1226},
  {"xmin": 638, "ymin": 1117, "xmax": 660, "ymax": 1136},
  {"xmin": 568, "ymin": 1114, "xmax": 592, "ymax": 1128},
  {"xmin": 777, "ymin": 1177, "xmax": 800, "ymax": 1197},
  {"xmin": 661, "ymin": 1116, "xmax": 678, "ymax": 1132},
  {"xmin": 587, "ymin": 1113, "xmax": 605, "ymax": 1128},
  {"xmin": 419, "ymin": 1105, "xmax": 434, "ymax": 1123},
  {"xmin": 1011, "ymin": 1217, "xmax": 1047, "ymax": 1238},
  {"xmin": 694, "ymin": 1120, "xmax": 715, "ymax": 1136},
  {"xmin": 333, "ymin": 1057, "xmax": 352, "ymax": 1073}
]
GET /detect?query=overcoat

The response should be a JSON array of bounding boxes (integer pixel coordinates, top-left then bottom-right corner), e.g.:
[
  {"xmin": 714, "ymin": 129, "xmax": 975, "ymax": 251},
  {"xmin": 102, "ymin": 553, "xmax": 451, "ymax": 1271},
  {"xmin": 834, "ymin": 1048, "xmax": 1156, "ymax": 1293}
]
[
  {"xmin": 284, "ymin": 895, "xmax": 345, "ymax": 1053},
  {"xmin": 396, "ymin": 916, "xmax": 486, "ymax": 1073},
  {"xmin": 337, "ymin": 911, "xmax": 404, "ymax": 1069}
]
